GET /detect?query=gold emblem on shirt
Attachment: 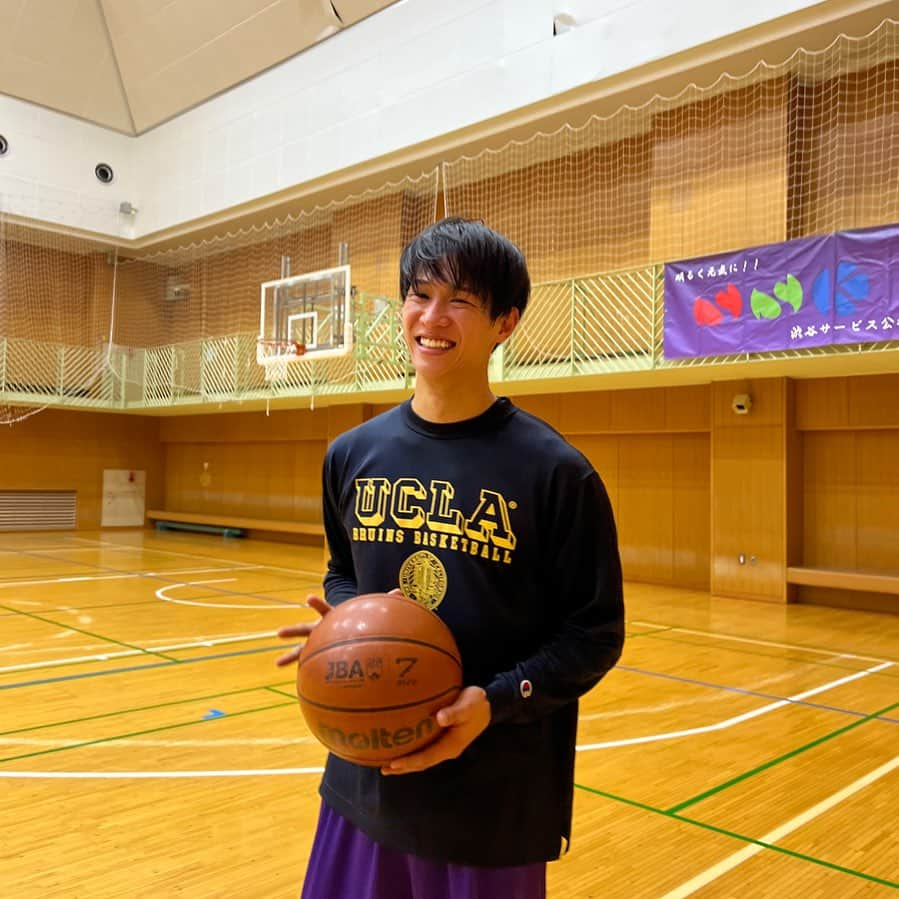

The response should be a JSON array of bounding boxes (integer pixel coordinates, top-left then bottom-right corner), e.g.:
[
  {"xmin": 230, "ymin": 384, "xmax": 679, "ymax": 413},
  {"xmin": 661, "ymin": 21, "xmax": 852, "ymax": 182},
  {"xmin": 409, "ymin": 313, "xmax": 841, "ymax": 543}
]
[{"xmin": 399, "ymin": 550, "xmax": 447, "ymax": 610}]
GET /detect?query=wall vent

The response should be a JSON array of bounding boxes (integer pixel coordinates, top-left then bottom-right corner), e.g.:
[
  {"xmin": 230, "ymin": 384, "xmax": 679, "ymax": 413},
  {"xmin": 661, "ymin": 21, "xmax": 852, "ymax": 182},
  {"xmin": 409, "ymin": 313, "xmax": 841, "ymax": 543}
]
[{"xmin": 0, "ymin": 491, "xmax": 77, "ymax": 531}]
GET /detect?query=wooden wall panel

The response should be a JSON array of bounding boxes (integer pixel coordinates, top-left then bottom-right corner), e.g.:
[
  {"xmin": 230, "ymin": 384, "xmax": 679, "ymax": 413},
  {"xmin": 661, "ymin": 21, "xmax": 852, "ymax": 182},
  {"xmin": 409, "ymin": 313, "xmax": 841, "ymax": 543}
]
[
  {"xmin": 559, "ymin": 385, "xmax": 708, "ymax": 434},
  {"xmin": 159, "ymin": 408, "xmax": 330, "ymax": 443},
  {"xmin": 796, "ymin": 374, "xmax": 899, "ymax": 431},
  {"xmin": 163, "ymin": 439, "xmax": 326, "ymax": 522},
  {"xmin": 672, "ymin": 434, "xmax": 711, "ymax": 588},
  {"xmin": 856, "ymin": 431, "xmax": 899, "ymax": 572},
  {"xmin": 711, "ymin": 379, "xmax": 789, "ymax": 601},
  {"xmin": 802, "ymin": 432, "xmax": 857, "ymax": 570},
  {"xmin": 617, "ymin": 435, "xmax": 674, "ymax": 583},
  {"xmin": 0, "ymin": 409, "xmax": 163, "ymax": 528},
  {"xmin": 567, "ymin": 432, "xmax": 709, "ymax": 589}
]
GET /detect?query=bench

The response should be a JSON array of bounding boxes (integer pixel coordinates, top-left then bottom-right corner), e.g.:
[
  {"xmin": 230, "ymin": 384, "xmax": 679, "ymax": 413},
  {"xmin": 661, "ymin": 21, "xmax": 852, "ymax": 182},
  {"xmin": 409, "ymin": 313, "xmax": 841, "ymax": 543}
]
[
  {"xmin": 146, "ymin": 509, "xmax": 324, "ymax": 541},
  {"xmin": 786, "ymin": 566, "xmax": 899, "ymax": 596}
]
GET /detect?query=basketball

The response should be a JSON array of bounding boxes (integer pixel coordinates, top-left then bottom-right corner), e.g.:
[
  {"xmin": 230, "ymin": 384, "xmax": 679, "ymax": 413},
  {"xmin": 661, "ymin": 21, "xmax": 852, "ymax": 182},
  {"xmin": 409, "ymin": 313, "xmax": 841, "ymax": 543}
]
[{"xmin": 297, "ymin": 593, "xmax": 463, "ymax": 766}]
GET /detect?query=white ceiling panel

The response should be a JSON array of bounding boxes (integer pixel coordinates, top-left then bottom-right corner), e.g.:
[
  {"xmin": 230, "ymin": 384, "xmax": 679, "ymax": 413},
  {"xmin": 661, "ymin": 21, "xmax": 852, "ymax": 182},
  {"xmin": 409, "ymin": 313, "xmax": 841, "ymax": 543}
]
[
  {"xmin": 0, "ymin": 0, "xmax": 399, "ymax": 134},
  {"xmin": 0, "ymin": 0, "xmax": 133, "ymax": 132}
]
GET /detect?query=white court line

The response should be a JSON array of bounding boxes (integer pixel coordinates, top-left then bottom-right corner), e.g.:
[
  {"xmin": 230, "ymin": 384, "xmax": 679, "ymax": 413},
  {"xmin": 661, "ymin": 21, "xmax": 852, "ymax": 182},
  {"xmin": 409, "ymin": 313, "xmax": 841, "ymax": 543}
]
[
  {"xmin": 0, "ymin": 768, "xmax": 325, "ymax": 779},
  {"xmin": 156, "ymin": 580, "xmax": 304, "ymax": 610},
  {"xmin": 0, "ymin": 630, "xmax": 279, "ymax": 674},
  {"xmin": 2, "ymin": 736, "xmax": 313, "ymax": 748},
  {"xmin": 0, "ymin": 565, "xmax": 262, "ymax": 589},
  {"xmin": 68, "ymin": 534, "xmax": 324, "ymax": 579},
  {"xmin": 576, "ymin": 662, "xmax": 892, "ymax": 751},
  {"xmin": 661, "ymin": 754, "xmax": 899, "ymax": 898},
  {"xmin": 631, "ymin": 620, "xmax": 891, "ymax": 664},
  {"xmin": 579, "ymin": 670, "xmax": 799, "ymax": 721}
]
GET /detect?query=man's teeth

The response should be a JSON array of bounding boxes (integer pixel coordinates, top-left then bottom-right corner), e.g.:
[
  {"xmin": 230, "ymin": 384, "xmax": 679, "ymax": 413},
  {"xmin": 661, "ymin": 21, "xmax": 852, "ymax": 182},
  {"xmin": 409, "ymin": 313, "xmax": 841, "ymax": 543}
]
[{"xmin": 420, "ymin": 337, "xmax": 453, "ymax": 349}]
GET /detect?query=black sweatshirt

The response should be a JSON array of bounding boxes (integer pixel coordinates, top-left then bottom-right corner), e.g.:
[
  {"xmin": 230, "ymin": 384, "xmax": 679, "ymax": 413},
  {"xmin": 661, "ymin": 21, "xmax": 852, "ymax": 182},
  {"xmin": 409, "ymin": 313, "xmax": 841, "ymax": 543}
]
[{"xmin": 317, "ymin": 397, "xmax": 624, "ymax": 866}]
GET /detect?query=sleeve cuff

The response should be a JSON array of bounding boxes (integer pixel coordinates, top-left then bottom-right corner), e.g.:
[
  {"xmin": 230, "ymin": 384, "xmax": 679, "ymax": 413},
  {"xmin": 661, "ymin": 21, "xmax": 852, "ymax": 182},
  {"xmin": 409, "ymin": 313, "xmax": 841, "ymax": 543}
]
[{"xmin": 485, "ymin": 675, "xmax": 518, "ymax": 724}]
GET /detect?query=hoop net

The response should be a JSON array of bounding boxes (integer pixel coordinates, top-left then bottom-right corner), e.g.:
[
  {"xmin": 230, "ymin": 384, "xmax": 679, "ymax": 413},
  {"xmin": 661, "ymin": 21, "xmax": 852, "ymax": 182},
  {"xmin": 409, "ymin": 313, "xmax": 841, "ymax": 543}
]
[{"xmin": 257, "ymin": 338, "xmax": 306, "ymax": 382}]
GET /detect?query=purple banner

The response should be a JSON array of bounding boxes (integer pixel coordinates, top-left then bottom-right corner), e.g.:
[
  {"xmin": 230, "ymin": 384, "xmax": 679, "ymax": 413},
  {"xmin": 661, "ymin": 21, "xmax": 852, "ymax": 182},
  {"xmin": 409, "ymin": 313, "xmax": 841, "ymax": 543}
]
[{"xmin": 663, "ymin": 223, "xmax": 899, "ymax": 359}]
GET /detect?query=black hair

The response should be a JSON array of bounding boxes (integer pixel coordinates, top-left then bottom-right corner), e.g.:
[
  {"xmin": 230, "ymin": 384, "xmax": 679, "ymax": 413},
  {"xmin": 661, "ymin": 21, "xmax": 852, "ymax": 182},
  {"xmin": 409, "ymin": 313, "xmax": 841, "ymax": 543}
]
[{"xmin": 399, "ymin": 217, "xmax": 530, "ymax": 321}]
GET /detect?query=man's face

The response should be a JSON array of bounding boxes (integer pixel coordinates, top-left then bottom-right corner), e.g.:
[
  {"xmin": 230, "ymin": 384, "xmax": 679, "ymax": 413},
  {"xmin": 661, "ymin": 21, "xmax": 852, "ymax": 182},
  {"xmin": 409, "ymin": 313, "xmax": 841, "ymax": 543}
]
[{"xmin": 401, "ymin": 279, "xmax": 518, "ymax": 386}]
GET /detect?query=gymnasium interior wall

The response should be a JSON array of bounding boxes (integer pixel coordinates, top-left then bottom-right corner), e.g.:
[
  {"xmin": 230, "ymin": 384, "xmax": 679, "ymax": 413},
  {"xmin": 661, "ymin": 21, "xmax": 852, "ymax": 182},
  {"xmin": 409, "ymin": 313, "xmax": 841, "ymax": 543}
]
[
  {"xmin": 0, "ymin": 409, "xmax": 163, "ymax": 528},
  {"xmin": 153, "ymin": 372, "xmax": 897, "ymax": 609}
]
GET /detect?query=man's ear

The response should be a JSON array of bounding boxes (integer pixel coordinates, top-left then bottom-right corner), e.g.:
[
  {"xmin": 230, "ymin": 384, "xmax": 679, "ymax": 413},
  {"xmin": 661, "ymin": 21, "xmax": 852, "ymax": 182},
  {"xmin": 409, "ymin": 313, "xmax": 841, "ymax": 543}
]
[{"xmin": 495, "ymin": 307, "xmax": 520, "ymax": 345}]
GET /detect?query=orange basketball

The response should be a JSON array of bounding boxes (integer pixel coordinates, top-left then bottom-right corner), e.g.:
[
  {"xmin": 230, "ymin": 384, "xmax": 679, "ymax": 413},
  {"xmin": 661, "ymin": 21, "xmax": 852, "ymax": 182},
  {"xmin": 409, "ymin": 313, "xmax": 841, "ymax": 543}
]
[{"xmin": 297, "ymin": 593, "xmax": 463, "ymax": 766}]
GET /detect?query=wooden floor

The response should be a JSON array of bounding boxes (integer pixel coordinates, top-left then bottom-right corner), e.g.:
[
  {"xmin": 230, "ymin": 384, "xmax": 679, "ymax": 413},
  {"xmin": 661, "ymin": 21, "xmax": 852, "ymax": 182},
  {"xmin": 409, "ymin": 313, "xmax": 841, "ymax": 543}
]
[{"xmin": 0, "ymin": 530, "xmax": 896, "ymax": 897}]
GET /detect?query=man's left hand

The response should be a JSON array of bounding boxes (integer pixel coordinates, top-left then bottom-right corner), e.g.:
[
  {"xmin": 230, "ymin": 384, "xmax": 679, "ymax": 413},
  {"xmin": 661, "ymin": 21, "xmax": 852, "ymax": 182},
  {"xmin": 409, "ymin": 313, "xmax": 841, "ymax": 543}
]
[{"xmin": 380, "ymin": 686, "xmax": 490, "ymax": 775}]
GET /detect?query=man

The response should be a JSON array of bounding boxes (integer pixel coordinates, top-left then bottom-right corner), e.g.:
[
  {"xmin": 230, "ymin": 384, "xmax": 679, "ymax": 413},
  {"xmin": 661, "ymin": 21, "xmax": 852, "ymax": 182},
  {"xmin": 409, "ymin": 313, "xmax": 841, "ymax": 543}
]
[{"xmin": 278, "ymin": 217, "xmax": 624, "ymax": 899}]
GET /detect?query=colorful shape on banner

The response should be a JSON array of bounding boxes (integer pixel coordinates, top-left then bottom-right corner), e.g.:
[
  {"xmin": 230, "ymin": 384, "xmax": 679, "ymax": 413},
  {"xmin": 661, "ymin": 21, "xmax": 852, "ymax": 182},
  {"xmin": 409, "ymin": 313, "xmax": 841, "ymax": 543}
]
[{"xmin": 663, "ymin": 223, "xmax": 899, "ymax": 359}]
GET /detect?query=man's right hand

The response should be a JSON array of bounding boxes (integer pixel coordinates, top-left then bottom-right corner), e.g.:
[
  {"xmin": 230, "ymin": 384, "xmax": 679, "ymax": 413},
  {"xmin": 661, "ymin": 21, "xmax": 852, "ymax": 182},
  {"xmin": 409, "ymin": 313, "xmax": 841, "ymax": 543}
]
[{"xmin": 275, "ymin": 594, "xmax": 332, "ymax": 667}]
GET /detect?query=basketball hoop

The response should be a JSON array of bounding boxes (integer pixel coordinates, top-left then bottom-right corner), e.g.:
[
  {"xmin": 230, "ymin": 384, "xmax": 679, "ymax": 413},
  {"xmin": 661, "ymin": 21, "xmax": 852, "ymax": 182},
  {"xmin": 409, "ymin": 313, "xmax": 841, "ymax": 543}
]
[{"xmin": 257, "ymin": 338, "xmax": 306, "ymax": 382}]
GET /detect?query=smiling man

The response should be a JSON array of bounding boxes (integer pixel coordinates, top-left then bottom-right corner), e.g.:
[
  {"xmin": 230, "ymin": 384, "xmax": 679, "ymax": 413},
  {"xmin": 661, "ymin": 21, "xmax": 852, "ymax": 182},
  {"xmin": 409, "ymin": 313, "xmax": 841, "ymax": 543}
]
[{"xmin": 278, "ymin": 217, "xmax": 625, "ymax": 899}]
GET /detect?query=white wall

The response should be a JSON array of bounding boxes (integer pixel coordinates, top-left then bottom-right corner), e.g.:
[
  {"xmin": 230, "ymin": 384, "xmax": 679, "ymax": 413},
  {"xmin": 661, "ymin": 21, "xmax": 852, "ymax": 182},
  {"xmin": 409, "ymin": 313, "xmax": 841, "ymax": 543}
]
[
  {"xmin": 0, "ymin": 0, "xmax": 828, "ymax": 240},
  {"xmin": 0, "ymin": 93, "xmax": 138, "ymax": 239}
]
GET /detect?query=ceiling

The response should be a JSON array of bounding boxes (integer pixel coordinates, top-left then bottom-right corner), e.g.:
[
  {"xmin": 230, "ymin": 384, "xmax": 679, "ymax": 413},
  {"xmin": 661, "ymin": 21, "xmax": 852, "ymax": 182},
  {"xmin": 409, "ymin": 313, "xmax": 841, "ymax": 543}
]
[{"xmin": 0, "ymin": 0, "xmax": 397, "ymax": 134}]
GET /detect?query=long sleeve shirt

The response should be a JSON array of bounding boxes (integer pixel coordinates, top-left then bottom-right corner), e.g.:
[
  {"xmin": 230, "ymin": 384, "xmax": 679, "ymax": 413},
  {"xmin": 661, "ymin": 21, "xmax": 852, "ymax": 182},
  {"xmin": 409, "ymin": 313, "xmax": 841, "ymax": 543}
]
[{"xmin": 318, "ymin": 397, "xmax": 624, "ymax": 866}]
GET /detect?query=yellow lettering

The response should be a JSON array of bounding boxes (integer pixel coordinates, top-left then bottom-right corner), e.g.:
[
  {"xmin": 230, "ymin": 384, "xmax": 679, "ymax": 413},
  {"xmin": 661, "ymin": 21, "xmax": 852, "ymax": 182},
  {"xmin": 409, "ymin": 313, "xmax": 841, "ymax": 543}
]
[
  {"xmin": 464, "ymin": 489, "xmax": 517, "ymax": 550},
  {"xmin": 426, "ymin": 480, "xmax": 464, "ymax": 535},
  {"xmin": 355, "ymin": 477, "xmax": 391, "ymax": 527},
  {"xmin": 390, "ymin": 478, "xmax": 427, "ymax": 529}
]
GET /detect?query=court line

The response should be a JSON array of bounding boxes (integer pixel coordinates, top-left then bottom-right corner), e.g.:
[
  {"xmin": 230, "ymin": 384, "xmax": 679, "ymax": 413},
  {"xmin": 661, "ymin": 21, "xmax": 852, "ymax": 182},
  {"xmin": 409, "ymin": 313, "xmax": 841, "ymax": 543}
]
[
  {"xmin": 156, "ymin": 579, "xmax": 303, "ymax": 610},
  {"xmin": 577, "ymin": 662, "xmax": 892, "ymax": 750},
  {"xmin": 0, "ymin": 681, "xmax": 295, "ymax": 735},
  {"xmin": 605, "ymin": 664, "xmax": 899, "ymax": 724},
  {"xmin": 0, "ymin": 699, "xmax": 296, "ymax": 763},
  {"xmin": 0, "ymin": 543, "xmax": 321, "ymax": 614},
  {"xmin": 66, "ymin": 533, "xmax": 325, "ymax": 579},
  {"xmin": 0, "ymin": 564, "xmax": 263, "ymax": 589},
  {"xmin": 660, "ymin": 754, "xmax": 899, "ymax": 897},
  {"xmin": 0, "ymin": 604, "xmax": 179, "ymax": 663},
  {"xmin": 0, "ymin": 642, "xmax": 285, "ymax": 690},
  {"xmin": 631, "ymin": 620, "xmax": 893, "ymax": 664},
  {"xmin": 0, "ymin": 629, "xmax": 281, "ymax": 674},
  {"xmin": 574, "ymin": 781, "xmax": 899, "ymax": 891},
  {"xmin": 668, "ymin": 696, "xmax": 899, "ymax": 813},
  {"xmin": 2, "ymin": 735, "xmax": 315, "ymax": 748},
  {"xmin": 0, "ymin": 768, "xmax": 325, "ymax": 778}
]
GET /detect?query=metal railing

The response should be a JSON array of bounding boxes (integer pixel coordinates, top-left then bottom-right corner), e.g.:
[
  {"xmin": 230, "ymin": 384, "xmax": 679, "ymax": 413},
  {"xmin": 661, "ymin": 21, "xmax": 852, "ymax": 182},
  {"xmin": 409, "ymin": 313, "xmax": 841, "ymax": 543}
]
[{"xmin": 2, "ymin": 267, "xmax": 897, "ymax": 412}]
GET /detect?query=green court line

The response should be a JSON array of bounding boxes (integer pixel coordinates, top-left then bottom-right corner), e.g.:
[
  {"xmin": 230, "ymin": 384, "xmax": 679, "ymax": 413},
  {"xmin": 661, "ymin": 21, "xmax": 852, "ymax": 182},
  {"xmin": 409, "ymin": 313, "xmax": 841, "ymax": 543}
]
[
  {"xmin": 0, "ymin": 603, "xmax": 178, "ymax": 663},
  {"xmin": 668, "ymin": 698, "xmax": 899, "ymax": 814},
  {"xmin": 641, "ymin": 631, "xmax": 899, "ymax": 679},
  {"xmin": 0, "ymin": 681, "xmax": 296, "ymax": 736},
  {"xmin": 575, "ymin": 782, "xmax": 899, "ymax": 890},
  {"xmin": 0, "ymin": 598, "xmax": 159, "ymax": 616},
  {"xmin": 625, "ymin": 627, "xmax": 674, "ymax": 638},
  {"xmin": 265, "ymin": 686, "xmax": 298, "ymax": 700},
  {"xmin": 0, "ymin": 699, "xmax": 296, "ymax": 764}
]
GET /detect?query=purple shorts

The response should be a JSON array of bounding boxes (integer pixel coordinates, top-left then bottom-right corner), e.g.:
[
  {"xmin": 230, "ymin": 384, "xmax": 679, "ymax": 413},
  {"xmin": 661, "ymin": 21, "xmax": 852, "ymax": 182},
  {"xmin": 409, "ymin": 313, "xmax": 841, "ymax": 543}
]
[{"xmin": 301, "ymin": 803, "xmax": 547, "ymax": 899}]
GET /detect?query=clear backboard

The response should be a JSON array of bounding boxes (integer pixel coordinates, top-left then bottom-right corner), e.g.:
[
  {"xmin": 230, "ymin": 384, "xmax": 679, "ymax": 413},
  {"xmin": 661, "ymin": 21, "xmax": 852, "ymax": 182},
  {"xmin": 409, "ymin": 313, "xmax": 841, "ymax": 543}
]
[{"xmin": 257, "ymin": 264, "xmax": 352, "ymax": 380}]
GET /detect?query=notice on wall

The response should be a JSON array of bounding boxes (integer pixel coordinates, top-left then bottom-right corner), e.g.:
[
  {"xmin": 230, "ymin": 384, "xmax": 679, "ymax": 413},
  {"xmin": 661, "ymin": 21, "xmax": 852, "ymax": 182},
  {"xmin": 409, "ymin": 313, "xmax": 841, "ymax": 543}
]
[{"xmin": 101, "ymin": 469, "xmax": 146, "ymax": 527}]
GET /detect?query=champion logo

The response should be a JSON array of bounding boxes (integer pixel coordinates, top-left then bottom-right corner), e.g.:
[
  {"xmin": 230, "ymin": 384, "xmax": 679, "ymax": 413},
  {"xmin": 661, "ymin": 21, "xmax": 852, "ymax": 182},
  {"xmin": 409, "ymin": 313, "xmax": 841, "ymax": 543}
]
[{"xmin": 519, "ymin": 679, "xmax": 533, "ymax": 699}]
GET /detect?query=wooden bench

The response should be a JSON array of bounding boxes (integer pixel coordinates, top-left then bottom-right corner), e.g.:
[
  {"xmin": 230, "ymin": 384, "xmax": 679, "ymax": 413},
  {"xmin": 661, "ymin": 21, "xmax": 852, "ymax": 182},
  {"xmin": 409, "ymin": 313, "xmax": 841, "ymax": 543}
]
[
  {"xmin": 786, "ymin": 566, "xmax": 899, "ymax": 596},
  {"xmin": 146, "ymin": 509, "xmax": 324, "ymax": 540}
]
